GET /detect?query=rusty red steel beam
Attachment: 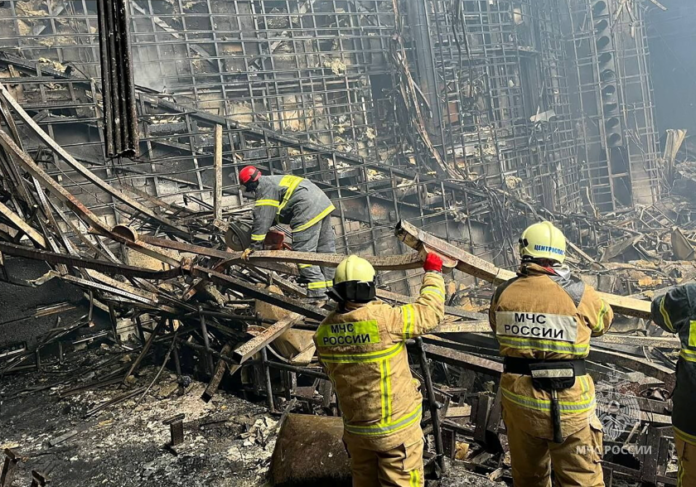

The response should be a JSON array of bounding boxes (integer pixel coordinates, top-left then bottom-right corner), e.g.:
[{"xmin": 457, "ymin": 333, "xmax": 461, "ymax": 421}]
[
  {"xmin": 395, "ymin": 220, "xmax": 652, "ymax": 319},
  {"xmin": 0, "ymin": 83, "xmax": 186, "ymax": 234}
]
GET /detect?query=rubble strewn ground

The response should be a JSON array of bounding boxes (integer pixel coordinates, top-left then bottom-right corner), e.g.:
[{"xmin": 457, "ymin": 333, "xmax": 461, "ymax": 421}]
[
  {"xmin": 1, "ymin": 346, "xmax": 277, "ymax": 487},
  {"xmin": 0, "ymin": 343, "xmax": 512, "ymax": 486}
]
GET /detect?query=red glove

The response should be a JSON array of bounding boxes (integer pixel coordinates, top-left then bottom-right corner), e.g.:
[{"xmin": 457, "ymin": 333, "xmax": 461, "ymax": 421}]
[{"xmin": 423, "ymin": 253, "xmax": 443, "ymax": 273}]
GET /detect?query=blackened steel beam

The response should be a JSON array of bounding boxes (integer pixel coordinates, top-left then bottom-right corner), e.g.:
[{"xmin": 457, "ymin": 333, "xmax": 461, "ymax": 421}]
[
  {"xmin": 416, "ymin": 337, "xmax": 446, "ymax": 473},
  {"xmin": 97, "ymin": 0, "xmax": 139, "ymax": 157},
  {"xmin": 421, "ymin": 343, "xmax": 503, "ymax": 377},
  {"xmin": 0, "ymin": 241, "xmax": 181, "ymax": 280},
  {"xmin": 201, "ymin": 342, "xmax": 239, "ymax": 403},
  {"xmin": 0, "ymin": 89, "xmax": 184, "ymax": 234},
  {"xmin": 588, "ymin": 348, "xmax": 675, "ymax": 390}
]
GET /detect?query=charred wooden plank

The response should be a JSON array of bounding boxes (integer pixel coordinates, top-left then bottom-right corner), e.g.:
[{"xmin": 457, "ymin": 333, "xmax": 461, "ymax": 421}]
[
  {"xmin": 395, "ymin": 220, "xmax": 652, "ymax": 319},
  {"xmin": 140, "ymin": 234, "xmax": 423, "ymax": 271}
]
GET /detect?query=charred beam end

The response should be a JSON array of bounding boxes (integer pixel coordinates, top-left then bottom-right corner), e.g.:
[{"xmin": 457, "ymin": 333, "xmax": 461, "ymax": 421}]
[{"xmin": 0, "ymin": 449, "xmax": 20, "ymax": 487}]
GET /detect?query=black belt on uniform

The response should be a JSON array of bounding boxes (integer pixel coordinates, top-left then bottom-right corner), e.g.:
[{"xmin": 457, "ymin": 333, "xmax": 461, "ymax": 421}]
[{"xmin": 503, "ymin": 357, "xmax": 587, "ymax": 377}]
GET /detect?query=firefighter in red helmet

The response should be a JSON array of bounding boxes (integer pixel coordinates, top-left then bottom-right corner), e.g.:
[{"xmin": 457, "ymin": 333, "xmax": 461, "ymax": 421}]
[{"xmin": 238, "ymin": 166, "xmax": 336, "ymax": 300}]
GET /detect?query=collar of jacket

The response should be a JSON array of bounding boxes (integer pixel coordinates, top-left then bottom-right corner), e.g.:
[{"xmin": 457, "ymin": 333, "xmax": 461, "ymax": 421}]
[
  {"xmin": 339, "ymin": 299, "xmax": 381, "ymax": 313},
  {"xmin": 518, "ymin": 262, "xmax": 557, "ymax": 277}
]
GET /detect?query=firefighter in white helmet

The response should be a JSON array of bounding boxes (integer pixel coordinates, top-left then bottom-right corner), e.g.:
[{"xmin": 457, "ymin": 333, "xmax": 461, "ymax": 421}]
[
  {"xmin": 314, "ymin": 253, "xmax": 446, "ymax": 486},
  {"xmin": 489, "ymin": 221, "xmax": 613, "ymax": 487}
]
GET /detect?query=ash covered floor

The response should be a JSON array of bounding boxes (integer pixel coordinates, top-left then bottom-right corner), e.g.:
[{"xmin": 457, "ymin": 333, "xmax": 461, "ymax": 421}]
[
  {"xmin": 0, "ymin": 345, "xmax": 277, "ymax": 487},
  {"xmin": 0, "ymin": 343, "xmax": 507, "ymax": 487}
]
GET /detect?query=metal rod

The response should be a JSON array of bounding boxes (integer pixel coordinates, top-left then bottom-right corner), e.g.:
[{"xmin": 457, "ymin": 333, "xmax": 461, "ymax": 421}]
[
  {"xmin": 261, "ymin": 347, "xmax": 275, "ymax": 412},
  {"xmin": 416, "ymin": 337, "xmax": 446, "ymax": 474},
  {"xmin": 198, "ymin": 306, "xmax": 215, "ymax": 376}
]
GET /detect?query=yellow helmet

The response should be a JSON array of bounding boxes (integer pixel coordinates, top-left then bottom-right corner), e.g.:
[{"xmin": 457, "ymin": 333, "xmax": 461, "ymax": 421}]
[
  {"xmin": 331, "ymin": 255, "xmax": 376, "ymax": 303},
  {"xmin": 519, "ymin": 221, "xmax": 566, "ymax": 264}
]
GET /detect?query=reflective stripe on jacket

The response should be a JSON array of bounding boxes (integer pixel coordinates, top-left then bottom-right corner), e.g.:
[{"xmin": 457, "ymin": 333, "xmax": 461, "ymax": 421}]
[
  {"xmin": 651, "ymin": 285, "xmax": 696, "ymax": 445},
  {"xmin": 250, "ymin": 175, "xmax": 335, "ymax": 246},
  {"xmin": 489, "ymin": 263, "xmax": 614, "ymax": 440},
  {"xmin": 314, "ymin": 272, "xmax": 446, "ymax": 450}
]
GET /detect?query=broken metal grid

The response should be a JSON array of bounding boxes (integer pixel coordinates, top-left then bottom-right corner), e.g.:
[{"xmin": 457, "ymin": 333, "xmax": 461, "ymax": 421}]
[
  {"xmin": 417, "ymin": 0, "xmax": 582, "ymax": 214},
  {"xmin": 0, "ymin": 0, "xmax": 664, "ymax": 292},
  {"xmin": 0, "ymin": 64, "xmax": 494, "ymax": 295}
]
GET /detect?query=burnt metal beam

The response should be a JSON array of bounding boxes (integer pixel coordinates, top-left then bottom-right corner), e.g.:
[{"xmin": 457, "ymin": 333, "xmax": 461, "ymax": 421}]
[
  {"xmin": 0, "ymin": 87, "xmax": 184, "ymax": 234},
  {"xmin": 190, "ymin": 266, "xmax": 328, "ymax": 321},
  {"xmin": 422, "ymin": 343, "xmax": 503, "ymax": 376},
  {"xmin": 0, "ymin": 129, "xmax": 181, "ymax": 267},
  {"xmin": 97, "ymin": 0, "xmax": 139, "ymax": 157},
  {"xmin": 588, "ymin": 348, "xmax": 675, "ymax": 390},
  {"xmin": 0, "ymin": 449, "xmax": 19, "ymax": 487},
  {"xmin": 201, "ymin": 342, "xmax": 239, "ymax": 403},
  {"xmin": 140, "ymin": 234, "xmax": 423, "ymax": 271},
  {"xmin": 0, "ymin": 241, "xmax": 182, "ymax": 280}
]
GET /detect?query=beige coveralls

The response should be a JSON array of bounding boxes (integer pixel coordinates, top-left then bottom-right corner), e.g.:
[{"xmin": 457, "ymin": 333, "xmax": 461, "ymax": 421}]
[
  {"xmin": 314, "ymin": 272, "xmax": 446, "ymax": 487},
  {"xmin": 490, "ymin": 263, "xmax": 614, "ymax": 487}
]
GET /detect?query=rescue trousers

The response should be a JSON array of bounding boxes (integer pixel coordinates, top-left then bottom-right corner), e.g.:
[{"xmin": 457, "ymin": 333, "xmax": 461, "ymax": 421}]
[
  {"xmin": 292, "ymin": 216, "xmax": 336, "ymax": 298},
  {"xmin": 676, "ymin": 437, "xmax": 696, "ymax": 487},
  {"xmin": 504, "ymin": 409, "xmax": 604, "ymax": 487},
  {"xmin": 345, "ymin": 437, "xmax": 424, "ymax": 487}
]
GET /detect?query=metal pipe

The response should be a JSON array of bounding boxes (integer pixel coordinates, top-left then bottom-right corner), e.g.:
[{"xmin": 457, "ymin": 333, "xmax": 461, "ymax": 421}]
[
  {"xmin": 261, "ymin": 347, "xmax": 275, "ymax": 412},
  {"xmin": 416, "ymin": 337, "xmax": 446, "ymax": 474}
]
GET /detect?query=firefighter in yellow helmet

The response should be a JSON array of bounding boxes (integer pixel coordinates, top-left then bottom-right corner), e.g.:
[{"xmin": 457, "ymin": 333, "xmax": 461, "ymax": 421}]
[
  {"xmin": 489, "ymin": 221, "xmax": 613, "ymax": 487},
  {"xmin": 313, "ymin": 253, "xmax": 446, "ymax": 487}
]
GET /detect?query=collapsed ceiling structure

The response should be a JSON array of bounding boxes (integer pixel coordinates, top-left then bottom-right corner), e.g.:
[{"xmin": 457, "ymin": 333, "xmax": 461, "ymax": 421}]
[{"xmin": 0, "ymin": 0, "xmax": 693, "ymax": 486}]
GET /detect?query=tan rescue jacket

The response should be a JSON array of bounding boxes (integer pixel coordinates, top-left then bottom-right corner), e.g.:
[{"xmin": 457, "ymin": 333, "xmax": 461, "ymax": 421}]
[
  {"xmin": 314, "ymin": 272, "xmax": 446, "ymax": 450},
  {"xmin": 489, "ymin": 263, "xmax": 614, "ymax": 440}
]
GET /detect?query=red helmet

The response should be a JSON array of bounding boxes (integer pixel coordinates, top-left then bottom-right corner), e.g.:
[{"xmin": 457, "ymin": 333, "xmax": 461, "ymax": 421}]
[{"xmin": 239, "ymin": 166, "xmax": 261, "ymax": 186}]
